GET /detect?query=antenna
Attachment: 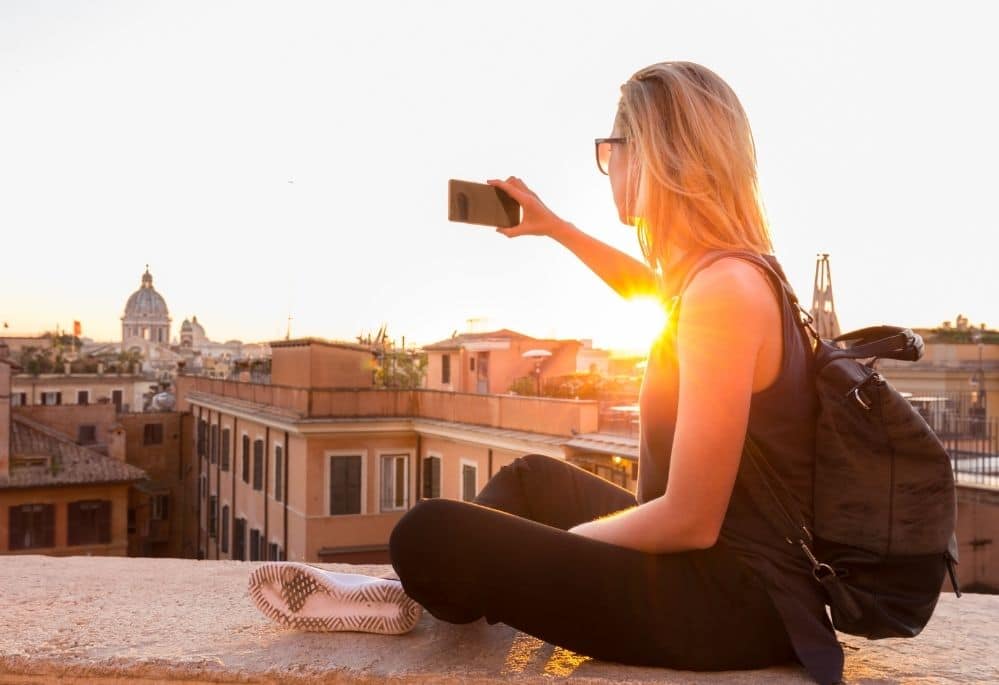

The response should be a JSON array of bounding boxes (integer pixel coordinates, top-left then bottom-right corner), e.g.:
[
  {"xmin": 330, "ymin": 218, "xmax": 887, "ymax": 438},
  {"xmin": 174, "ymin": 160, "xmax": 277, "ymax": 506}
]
[
  {"xmin": 810, "ymin": 253, "xmax": 841, "ymax": 339},
  {"xmin": 285, "ymin": 314, "xmax": 293, "ymax": 341}
]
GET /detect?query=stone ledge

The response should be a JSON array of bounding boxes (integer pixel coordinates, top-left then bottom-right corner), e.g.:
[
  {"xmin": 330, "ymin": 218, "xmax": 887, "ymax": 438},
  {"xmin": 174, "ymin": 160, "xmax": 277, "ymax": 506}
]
[{"xmin": 0, "ymin": 555, "xmax": 996, "ymax": 684}]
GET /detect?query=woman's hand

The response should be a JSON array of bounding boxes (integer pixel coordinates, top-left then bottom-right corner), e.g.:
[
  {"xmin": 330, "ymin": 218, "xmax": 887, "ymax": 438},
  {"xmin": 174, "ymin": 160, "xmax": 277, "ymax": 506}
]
[{"xmin": 486, "ymin": 176, "xmax": 570, "ymax": 240}]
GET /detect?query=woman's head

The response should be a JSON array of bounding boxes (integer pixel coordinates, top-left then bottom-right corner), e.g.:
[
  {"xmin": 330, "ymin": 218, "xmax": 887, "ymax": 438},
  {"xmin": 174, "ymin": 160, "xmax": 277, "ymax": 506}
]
[{"xmin": 608, "ymin": 61, "xmax": 773, "ymax": 285}]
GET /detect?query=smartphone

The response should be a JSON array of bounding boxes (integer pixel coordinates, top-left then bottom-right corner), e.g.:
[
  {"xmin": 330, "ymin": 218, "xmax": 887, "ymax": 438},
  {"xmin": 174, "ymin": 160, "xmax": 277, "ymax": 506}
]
[{"xmin": 448, "ymin": 179, "xmax": 521, "ymax": 228}]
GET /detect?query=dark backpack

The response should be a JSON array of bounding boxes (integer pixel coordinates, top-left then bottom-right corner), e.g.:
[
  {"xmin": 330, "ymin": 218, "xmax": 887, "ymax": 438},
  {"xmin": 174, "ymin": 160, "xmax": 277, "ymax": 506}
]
[{"xmin": 678, "ymin": 249, "xmax": 960, "ymax": 639}]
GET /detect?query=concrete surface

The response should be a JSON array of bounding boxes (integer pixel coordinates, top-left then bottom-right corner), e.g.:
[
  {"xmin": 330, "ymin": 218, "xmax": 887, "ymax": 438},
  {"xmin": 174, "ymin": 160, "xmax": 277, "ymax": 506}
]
[{"xmin": 0, "ymin": 555, "xmax": 995, "ymax": 684}]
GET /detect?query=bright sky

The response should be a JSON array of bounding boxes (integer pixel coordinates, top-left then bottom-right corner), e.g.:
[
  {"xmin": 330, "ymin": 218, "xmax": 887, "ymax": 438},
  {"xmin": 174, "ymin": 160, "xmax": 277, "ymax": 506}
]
[{"xmin": 2, "ymin": 1, "xmax": 996, "ymax": 354}]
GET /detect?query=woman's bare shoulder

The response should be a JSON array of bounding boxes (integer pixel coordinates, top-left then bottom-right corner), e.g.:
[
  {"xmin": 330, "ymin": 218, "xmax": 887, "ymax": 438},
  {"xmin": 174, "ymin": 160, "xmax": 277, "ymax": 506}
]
[
  {"xmin": 678, "ymin": 255, "xmax": 779, "ymax": 342},
  {"xmin": 683, "ymin": 255, "xmax": 776, "ymax": 305}
]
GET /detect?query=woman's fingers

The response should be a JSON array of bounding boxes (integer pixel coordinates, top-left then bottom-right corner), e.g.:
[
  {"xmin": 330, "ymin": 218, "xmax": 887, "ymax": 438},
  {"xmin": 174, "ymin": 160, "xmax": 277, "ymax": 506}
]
[
  {"xmin": 487, "ymin": 176, "xmax": 560, "ymax": 237},
  {"xmin": 486, "ymin": 178, "xmax": 530, "ymax": 204}
]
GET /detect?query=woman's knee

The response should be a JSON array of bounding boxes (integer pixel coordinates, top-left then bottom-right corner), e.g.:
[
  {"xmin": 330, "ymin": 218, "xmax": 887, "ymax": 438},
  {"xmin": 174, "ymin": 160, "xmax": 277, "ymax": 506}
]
[{"xmin": 389, "ymin": 498, "xmax": 462, "ymax": 570}]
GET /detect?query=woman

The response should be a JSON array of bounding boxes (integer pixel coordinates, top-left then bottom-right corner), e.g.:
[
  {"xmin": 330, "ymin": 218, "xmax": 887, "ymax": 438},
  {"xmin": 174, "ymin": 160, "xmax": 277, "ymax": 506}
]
[{"xmin": 249, "ymin": 61, "xmax": 843, "ymax": 684}]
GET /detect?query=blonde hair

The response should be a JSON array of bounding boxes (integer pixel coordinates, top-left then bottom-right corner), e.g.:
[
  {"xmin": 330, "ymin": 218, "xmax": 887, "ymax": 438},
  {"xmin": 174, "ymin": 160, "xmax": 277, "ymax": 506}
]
[{"xmin": 615, "ymin": 61, "xmax": 773, "ymax": 293}]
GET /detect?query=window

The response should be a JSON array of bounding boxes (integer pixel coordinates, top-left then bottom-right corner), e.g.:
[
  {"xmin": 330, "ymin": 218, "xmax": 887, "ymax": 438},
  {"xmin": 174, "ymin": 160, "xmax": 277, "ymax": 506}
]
[
  {"xmin": 11, "ymin": 392, "xmax": 27, "ymax": 407},
  {"xmin": 470, "ymin": 357, "xmax": 475, "ymax": 371},
  {"xmin": 241, "ymin": 435, "xmax": 250, "ymax": 484},
  {"xmin": 77, "ymin": 424, "xmax": 97, "ymax": 445},
  {"xmin": 233, "ymin": 517, "xmax": 246, "ymax": 560},
  {"xmin": 143, "ymin": 423, "xmax": 163, "ymax": 445},
  {"xmin": 197, "ymin": 419, "xmax": 207, "ymax": 458},
  {"xmin": 208, "ymin": 496, "xmax": 218, "ymax": 537},
  {"xmin": 77, "ymin": 390, "xmax": 89, "ymax": 405},
  {"xmin": 209, "ymin": 424, "xmax": 218, "ymax": 464},
  {"xmin": 329, "ymin": 455, "xmax": 362, "ymax": 515},
  {"xmin": 128, "ymin": 507, "xmax": 136, "ymax": 535},
  {"xmin": 151, "ymin": 494, "xmax": 169, "ymax": 521},
  {"xmin": 200, "ymin": 474, "xmax": 206, "ymax": 500},
  {"xmin": 112, "ymin": 389, "xmax": 123, "ymax": 412},
  {"xmin": 380, "ymin": 453, "xmax": 409, "ymax": 511},
  {"xmin": 67, "ymin": 499, "xmax": 111, "ymax": 546},
  {"xmin": 8, "ymin": 503, "xmax": 55, "ymax": 550},
  {"xmin": 249, "ymin": 528, "xmax": 260, "ymax": 561},
  {"xmin": 41, "ymin": 391, "xmax": 61, "ymax": 406},
  {"xmin": 274, "ymin": 445, "xmax": 283, "ymax": 502},
  {"xmin": 441, "ymin": 354, "xmax": 451, "ymax": 384},
  {"xmin": 252, "ymin": 439, "xmax": 264, "ymax": 491},
  {"xmin": 461, "ymin": 462, "xmax": 478, "ymax": 502},
  {"xmin": 268, "ymin": 542, "xmax": 282, "ymax": 561},
  {"xmin": 221, "ymin": 505, "xmax": 230, "ymax": 553},
  {"xmin": 220, "ymin": 429, "xmax": 230, "ymax": 472},
  {"xmin": 422, "ymin": 455, "xmax": 441, "ymax": 499}
]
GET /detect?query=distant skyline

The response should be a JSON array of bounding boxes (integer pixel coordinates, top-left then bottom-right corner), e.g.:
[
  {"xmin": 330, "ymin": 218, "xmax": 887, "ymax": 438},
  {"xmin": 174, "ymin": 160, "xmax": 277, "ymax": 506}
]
[{"xmin": 2, "ymin": 1, "xmax": 996, "ymax": 354}]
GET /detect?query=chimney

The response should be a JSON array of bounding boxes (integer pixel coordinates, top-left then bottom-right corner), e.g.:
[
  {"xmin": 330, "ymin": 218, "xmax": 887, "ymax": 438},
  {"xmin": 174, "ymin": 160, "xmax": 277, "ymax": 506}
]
[
  {"xmin": 64, "ymin": 361, "xmax": 71, "ymax": 375},
  {"xmin": 108, "ymin": 424, "xmax": 127, "ymax": 462},
  {"xmin": 97, "ymin": 362, "xmax": 104, "ymax": 376}
]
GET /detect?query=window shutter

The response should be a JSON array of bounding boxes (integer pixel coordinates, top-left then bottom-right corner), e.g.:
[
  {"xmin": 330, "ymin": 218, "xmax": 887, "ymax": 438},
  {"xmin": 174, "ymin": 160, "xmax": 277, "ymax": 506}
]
[
  {"xmin": 253, "ymin": 440, "xmax": 263, "ymax": 490},
  {"xmin": 347, "ymin": 456, "xmax": 362, "ymax": 514},
  {"xmin": 462, "ymin": 465, "xmax": 476, "ymax": 501},
  {"xmin": 67, "ymin": 501, "xmax": 80, "ymax": 546},
  {"xmin": 221, "ymin": 506, "xmax": 230, "ymax": 553},
  {"xmin": 42, "ymin": 504, "xmax": 55, "ymax": 548},
  {"xmin": 8, "ymin": 506, "xmax": 23, "ymax": 550},
  {"xmin": 242, "ymin": 436, "xmax": 250, "ymax": 483},
  {"xmin": 99, "ymin": 500, "xmax": 111, "ymax": 544},
  {"xmin": 274, "ymin": 447, "xmax": 283, "ymax": 502},
  {"xmin": 221, "ymin": 430, "xmax": 230, "ymax": 471},
  {"xmin": 249, "ymin": 529, "xmax": 260, "ymax": 561}
]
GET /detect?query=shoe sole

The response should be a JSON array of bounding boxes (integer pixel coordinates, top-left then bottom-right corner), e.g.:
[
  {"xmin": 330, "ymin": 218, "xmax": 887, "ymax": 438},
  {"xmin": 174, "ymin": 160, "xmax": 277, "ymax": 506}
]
[{"xmin": 248, "ymin": 561, "xmax": 422, "ymax": 634}]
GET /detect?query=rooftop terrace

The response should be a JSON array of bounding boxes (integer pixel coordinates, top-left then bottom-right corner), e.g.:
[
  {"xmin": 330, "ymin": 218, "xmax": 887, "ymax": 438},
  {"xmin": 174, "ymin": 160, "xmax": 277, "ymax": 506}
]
[{"xmin": 1, "ymin": 555, "xmax": 995, "ymax": 684}]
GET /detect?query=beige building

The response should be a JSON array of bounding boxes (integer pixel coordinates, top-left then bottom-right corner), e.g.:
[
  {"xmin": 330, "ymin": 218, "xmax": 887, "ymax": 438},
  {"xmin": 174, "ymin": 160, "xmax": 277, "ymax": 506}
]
[
  {"xmin": 423, "ymin": 329, "xmax": 581, "ymax": 395},
  {"xmin": 11, "ymin": 371, "xmax": 158, "ymax": 414},
  {"xmin": 1, "ymin": 351, "xmax": 148, "ymax": 557},
  {"xmin": 178, "ymin": 337, "xmax": 635, "ymax": 564},
  {"xmin": 877, "ymin": 329, "xmax": 998, "ymax": 428}
]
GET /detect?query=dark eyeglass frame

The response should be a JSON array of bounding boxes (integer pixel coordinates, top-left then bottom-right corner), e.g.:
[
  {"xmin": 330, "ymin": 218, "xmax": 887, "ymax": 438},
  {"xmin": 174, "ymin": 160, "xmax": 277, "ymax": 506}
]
[{"xmin": 594, "ymin": 137, "xmax": 628, "ymax": 175}]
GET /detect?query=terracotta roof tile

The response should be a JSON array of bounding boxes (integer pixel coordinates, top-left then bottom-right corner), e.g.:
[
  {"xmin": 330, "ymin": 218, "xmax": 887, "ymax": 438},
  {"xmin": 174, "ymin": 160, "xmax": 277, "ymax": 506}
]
[{"xmin": 1, "ymin": 415, "xmax": 147, "ymax": 489}]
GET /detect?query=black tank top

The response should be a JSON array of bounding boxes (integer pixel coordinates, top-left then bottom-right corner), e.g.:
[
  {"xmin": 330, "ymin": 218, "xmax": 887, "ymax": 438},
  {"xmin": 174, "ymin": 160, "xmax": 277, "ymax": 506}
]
[{"xmin": 636, "ymin": 250, "xmax": 844, "ymax": 685}]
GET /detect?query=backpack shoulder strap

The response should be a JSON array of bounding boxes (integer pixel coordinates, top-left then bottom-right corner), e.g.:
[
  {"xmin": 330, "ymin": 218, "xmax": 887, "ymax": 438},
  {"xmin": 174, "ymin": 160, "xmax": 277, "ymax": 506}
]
[{"xmin": 672, "ymin": 250, "xmax": 818, "ymax": 339}]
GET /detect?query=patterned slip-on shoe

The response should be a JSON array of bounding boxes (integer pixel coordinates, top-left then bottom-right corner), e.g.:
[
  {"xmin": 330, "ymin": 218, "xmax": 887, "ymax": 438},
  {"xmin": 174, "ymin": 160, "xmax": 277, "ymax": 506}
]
[{"xmin": 248, "ymin": 561, "xmax": 422, "ymax": 634}]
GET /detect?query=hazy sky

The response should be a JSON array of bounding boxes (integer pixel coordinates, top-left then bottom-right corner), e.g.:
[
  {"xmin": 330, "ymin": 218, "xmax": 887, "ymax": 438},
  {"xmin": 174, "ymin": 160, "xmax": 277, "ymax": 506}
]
[{"xmin": 2, "ymin": 1, "xmax": 996, "ymax": 354}]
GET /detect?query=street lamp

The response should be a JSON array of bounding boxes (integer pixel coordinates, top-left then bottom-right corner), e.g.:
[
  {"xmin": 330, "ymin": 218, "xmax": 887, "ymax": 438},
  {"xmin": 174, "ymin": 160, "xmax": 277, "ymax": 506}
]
[{"xmin": 522, "ymin": 349, "xmax": 553, "ymax": 396}]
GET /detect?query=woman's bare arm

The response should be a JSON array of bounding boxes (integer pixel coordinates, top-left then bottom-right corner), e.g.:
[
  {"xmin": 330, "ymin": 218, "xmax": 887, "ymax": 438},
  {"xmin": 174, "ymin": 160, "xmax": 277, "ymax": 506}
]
[
  {"xmin": 487, "ymin": 177, "xmax": 657, "ymax": 299},
  {"xmin": 567, "ymin": 259, "xmax": 773, "ymax": 552}
]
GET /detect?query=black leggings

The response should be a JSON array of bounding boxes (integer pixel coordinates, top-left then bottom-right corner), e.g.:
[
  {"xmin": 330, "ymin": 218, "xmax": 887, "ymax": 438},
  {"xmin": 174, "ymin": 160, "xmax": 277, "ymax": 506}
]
[{"xmin": 388, "ymin": 453, "xmax": 797, "ymax": 671}]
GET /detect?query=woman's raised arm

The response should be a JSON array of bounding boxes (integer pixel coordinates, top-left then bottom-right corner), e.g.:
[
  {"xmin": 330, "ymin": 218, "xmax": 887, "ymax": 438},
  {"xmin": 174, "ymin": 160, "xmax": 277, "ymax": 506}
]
[{"xmin": 487, "ymin": 177, "xmax": 658, "ymax": 300}]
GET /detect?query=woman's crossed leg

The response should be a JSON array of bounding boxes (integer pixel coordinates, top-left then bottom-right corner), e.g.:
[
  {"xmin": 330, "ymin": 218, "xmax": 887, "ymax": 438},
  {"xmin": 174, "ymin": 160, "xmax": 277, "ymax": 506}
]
[{"xmin": 388, "ymin": 454, "xmax": 795, "ymax": 671}]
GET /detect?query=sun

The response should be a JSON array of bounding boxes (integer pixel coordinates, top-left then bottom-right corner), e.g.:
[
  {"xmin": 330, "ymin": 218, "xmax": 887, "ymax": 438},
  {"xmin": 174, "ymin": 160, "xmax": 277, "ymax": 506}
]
[{"xmin": 600, "ymin": 295, "xmax": 671, "ymax": 355}]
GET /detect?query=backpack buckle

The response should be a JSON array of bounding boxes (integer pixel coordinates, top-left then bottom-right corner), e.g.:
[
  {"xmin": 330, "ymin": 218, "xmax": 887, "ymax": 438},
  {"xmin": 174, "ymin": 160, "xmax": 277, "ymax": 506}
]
[{"xmin": 851, "ymin": 388, "xmax": 872, "ymax": 411}]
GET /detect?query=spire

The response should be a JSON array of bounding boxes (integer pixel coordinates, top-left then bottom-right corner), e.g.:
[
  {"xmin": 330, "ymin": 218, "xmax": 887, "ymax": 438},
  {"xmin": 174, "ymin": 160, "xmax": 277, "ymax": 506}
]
[
  {"xmin": 810, "ymin": 253, "xmax": 841, "ymax": 339},
  {"xmin": 141, "ymin": 264, "xmax": 153, "ymax": 289}
]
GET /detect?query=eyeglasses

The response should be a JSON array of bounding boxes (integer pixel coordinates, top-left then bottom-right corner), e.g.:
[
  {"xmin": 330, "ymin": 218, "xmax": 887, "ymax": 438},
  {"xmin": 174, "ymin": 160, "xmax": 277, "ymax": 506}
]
[{"xmin": 594, "ymin": 137, "xmax": 628, "ymax": 175}]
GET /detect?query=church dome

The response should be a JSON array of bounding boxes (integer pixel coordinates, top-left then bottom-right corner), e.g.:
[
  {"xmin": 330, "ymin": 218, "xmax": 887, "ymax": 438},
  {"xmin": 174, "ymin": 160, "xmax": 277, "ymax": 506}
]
[{"xmin": 124, "ymin": 266, "xmax": 170, "ymax": 320}]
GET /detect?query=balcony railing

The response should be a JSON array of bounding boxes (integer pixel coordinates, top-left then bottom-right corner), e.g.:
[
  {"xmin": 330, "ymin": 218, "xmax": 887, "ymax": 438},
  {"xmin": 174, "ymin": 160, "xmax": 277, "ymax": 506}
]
[
  {"xmin": 943, "ymin": 416, "xmax": 998, "ymax": 488},
  {"xmin": 175, "ymin": 375, "xmax": 600, "ymax": 437}
]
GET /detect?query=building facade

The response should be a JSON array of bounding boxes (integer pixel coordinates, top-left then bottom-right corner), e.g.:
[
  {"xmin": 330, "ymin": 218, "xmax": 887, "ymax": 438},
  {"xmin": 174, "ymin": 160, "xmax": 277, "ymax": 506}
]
[
  {"xmin": 11, "ymin": 371, "xmax": 157, "ymax": 414},
  {"xmin": 423, "ymin": 329, "xmax": 581, "ymax": 395},
  {"xmin": 1, "ymin": 351, "xmax": 148, "ymax": 556},
  {"xmin": 178, "ymin": 338, "xmax": 634, "ymax": 564}
]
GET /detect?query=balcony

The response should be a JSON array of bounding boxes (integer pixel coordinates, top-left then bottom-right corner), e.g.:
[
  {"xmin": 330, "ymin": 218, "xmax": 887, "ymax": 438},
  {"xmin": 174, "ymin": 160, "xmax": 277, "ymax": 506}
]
[
  {"xmin": 1, "ymin": 554, "xmax": 993, "ymax": 684},
  {"xmin": 176, "ymin": 375, "xmax": 601, "ymax": 437}
]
